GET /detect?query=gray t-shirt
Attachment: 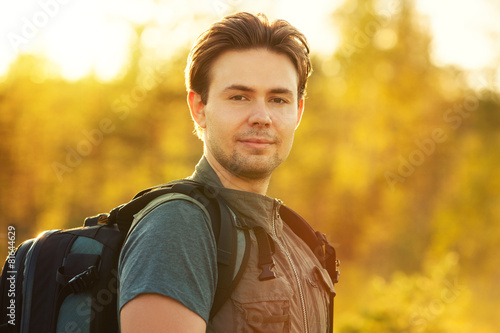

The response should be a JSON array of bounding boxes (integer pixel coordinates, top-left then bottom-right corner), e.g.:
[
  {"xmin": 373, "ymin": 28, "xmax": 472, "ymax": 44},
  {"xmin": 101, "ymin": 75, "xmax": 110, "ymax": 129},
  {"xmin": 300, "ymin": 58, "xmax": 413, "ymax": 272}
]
[{"xmin": 118, "ymin": 199, "xmax": 218, "ymax": 323}]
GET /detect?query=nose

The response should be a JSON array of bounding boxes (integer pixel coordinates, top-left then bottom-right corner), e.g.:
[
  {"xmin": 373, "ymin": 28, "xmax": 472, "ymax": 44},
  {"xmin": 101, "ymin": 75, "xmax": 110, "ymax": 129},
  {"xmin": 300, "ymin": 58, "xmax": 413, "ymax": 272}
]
[{"xmin": 248, "ymin": 101, "xmax": 272, "ymax": 128}]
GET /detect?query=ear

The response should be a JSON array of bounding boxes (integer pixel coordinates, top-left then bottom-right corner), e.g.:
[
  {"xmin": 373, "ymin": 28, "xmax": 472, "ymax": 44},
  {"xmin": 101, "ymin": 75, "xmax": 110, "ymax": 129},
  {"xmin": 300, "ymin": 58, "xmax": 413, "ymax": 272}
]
[
  {"xmin": 295, "ymin": 98, "xmax": 305, "ymax": 129},
  {"xmin": 187, "ymin": 90, "xmax": 206, "ymax": 129}
]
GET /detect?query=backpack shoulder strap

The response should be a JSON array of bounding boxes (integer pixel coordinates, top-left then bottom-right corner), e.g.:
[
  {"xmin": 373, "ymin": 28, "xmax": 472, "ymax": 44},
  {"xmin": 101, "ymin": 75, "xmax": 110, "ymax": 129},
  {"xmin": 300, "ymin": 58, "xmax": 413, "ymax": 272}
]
[
  {"xmin": 279, "ymin": 205, "xmax": 340, "ymax": 284},
  {"xmin": 112, "ymin": 180, "xmax": 223, "ymax": 237},
  {"xmin": 209, "ymin": 207, "xmax": 251, "ymax": 319}
]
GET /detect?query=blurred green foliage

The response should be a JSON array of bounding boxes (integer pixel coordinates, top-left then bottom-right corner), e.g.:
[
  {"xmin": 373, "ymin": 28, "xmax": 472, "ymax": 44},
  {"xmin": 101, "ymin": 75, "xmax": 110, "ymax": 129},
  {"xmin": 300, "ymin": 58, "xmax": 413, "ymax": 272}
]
[{"xmin": 1, "ymin": 0, "xmax": 499, "ymax": 331}]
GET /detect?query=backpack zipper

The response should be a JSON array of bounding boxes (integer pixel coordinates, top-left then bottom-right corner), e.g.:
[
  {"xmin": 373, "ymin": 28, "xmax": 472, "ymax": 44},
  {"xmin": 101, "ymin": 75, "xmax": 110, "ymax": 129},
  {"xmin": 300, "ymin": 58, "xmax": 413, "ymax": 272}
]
[{"xmin": 272, "ymin": 199, "xmax": 309, "ymax": 333}]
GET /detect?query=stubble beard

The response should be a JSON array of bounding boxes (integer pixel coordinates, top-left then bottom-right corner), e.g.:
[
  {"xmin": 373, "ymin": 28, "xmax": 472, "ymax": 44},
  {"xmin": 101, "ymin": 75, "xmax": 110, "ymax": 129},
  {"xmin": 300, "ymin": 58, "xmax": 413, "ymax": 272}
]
[{"xmin": 208, "ymin": 137, "xmax": 286, "ymax": 181}]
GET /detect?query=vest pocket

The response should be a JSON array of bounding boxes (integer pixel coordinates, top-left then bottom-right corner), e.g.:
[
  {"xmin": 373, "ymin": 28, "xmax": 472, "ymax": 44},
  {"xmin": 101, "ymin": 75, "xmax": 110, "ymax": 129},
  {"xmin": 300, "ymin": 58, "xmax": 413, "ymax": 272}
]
[
  {"xmin": 233, "ymin": 299, "xmax": 290, "ymax": 332},
  {"xmin": 313, "ymin": 266, "xmax": 335, "ymax": 295}
]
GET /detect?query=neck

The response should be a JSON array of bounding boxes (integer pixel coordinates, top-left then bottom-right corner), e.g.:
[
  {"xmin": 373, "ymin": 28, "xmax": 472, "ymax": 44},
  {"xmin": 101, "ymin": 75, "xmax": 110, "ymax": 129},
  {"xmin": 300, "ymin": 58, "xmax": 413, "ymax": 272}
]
[{"xmin": 203, "ymin": 152, "xmax": 271, "ymax": 196}]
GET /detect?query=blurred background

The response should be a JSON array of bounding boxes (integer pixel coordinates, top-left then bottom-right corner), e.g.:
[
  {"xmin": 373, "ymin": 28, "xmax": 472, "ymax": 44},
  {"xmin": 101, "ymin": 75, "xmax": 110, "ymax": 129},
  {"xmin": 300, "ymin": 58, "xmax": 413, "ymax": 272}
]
[{"xmin": 1, "ymin": 0, "xmax": 499, "ymax": 331}]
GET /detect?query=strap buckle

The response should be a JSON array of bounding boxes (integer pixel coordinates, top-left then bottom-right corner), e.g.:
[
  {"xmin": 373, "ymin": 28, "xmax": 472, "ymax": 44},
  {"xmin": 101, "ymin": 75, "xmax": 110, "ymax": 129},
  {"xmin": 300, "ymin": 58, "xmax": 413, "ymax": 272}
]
[
  {"xmin": 68, "ymin": 266, "xmax": 99, "ymax": 294},
  {"xmin": 258, "ymin": 262, "xmax": 276, "ymax": 281},
  {"xmin": 315, "ymin": 231, "xmax": 340, "ymax": 284}
]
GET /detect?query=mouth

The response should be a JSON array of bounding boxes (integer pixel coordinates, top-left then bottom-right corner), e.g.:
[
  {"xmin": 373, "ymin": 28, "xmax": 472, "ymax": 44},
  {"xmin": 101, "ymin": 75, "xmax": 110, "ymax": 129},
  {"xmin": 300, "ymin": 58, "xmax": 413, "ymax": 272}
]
[{"xmin": 238, "ymin": 137, "xmax": 275, "ymax": 149}]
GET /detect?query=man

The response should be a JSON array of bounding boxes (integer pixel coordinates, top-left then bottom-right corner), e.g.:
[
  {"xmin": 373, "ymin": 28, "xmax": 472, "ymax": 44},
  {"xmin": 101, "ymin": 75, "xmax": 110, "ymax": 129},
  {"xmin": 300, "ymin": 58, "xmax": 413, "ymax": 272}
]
[{"xmin": 119, "ymin": 12, "xmax": 335, "ymax": 332}]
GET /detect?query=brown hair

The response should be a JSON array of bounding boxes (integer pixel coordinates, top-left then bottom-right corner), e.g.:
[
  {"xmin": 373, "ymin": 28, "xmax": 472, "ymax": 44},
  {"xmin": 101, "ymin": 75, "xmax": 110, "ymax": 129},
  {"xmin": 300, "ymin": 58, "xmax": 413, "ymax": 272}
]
[{"xmin": 185, "ymin": 12, "xmax": 312, "ymax": 105}]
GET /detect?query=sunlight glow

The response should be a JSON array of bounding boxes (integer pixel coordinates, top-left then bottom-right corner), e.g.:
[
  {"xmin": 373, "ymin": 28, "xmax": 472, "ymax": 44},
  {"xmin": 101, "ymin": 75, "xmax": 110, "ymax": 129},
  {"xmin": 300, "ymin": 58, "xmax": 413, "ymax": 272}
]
[
  {"xmin": 416, "ymin": 0, "xmax": 500, "ymax": 70},
  {"xmin": 0, "ymin": 0, "xmax": 145, "ymax": 81},
  {"xmin": 0, "ymin": 0, "xmax": 498, "ymax": 81}
]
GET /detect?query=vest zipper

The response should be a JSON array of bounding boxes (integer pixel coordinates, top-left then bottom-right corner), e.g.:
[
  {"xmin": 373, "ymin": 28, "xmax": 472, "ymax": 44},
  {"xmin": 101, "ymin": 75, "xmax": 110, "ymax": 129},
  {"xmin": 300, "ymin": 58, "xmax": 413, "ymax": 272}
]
[{"xmin": 272, "ymin": 199, "xmax": 309, "ymax": 333}]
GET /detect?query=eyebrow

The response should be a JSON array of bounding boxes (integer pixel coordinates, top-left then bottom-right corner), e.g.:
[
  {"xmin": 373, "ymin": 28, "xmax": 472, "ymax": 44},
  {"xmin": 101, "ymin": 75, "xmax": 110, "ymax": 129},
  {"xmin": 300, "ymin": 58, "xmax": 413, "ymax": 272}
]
[{"xmin": 223, "ymin": 84, "xmax": 294, "ymax": 96}]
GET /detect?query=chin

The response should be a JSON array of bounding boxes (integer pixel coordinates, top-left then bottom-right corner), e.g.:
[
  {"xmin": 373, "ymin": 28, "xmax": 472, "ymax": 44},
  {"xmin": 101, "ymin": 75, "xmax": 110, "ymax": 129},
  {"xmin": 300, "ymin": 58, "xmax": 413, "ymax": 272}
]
[
  {"xmin": 237, "ymin": 168, "xmax": 274, "ymax": 180},
  {"xmin": 233, "ymin": 158, "xmax": 282, "ymax": 179}
]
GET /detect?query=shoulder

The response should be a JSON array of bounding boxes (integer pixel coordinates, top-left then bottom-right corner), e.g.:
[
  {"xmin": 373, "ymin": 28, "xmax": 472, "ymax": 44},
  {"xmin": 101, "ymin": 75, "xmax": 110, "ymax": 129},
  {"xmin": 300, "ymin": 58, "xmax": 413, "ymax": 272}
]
[{"xmin": 141, "ymin": 197, "xmax": 210, "ymax": 225}]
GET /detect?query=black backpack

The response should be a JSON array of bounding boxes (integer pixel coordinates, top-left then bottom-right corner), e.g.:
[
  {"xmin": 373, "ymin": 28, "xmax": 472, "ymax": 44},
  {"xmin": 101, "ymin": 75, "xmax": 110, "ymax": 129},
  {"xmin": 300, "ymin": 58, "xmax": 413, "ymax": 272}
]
[{"xmin": 1, "ymin": 180, "xmax": 339, "ymax": 333}]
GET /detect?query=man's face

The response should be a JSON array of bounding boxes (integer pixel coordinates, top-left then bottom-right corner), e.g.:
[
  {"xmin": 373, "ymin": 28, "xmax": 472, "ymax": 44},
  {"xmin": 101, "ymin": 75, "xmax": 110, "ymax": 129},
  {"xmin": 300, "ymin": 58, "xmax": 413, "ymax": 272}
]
[{"xmin": 193, "ymin": 48, "xmax": 304, "ymax": 180}]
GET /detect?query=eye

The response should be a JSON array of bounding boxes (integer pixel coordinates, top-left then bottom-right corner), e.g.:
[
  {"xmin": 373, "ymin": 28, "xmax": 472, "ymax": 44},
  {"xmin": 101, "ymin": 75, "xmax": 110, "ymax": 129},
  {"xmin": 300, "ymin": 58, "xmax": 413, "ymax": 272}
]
[
  {"xmin": 270, "ymin": 97, "xmax": 288, "ymax": 104},
  {"xmin": 230, "ymin": 95, "xmax": 248, "ymax": 101}
]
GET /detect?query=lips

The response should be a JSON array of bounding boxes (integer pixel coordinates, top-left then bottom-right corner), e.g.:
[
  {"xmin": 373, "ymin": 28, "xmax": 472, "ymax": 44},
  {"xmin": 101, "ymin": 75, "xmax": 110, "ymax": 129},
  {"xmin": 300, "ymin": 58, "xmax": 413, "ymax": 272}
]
[
  {"xmin": 241, "ymin": 138, "xmax": 274, "ymax": 144},
  {"xmin": 238, "ymin": 137, "xmax": 274, "ymax": 149}
]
